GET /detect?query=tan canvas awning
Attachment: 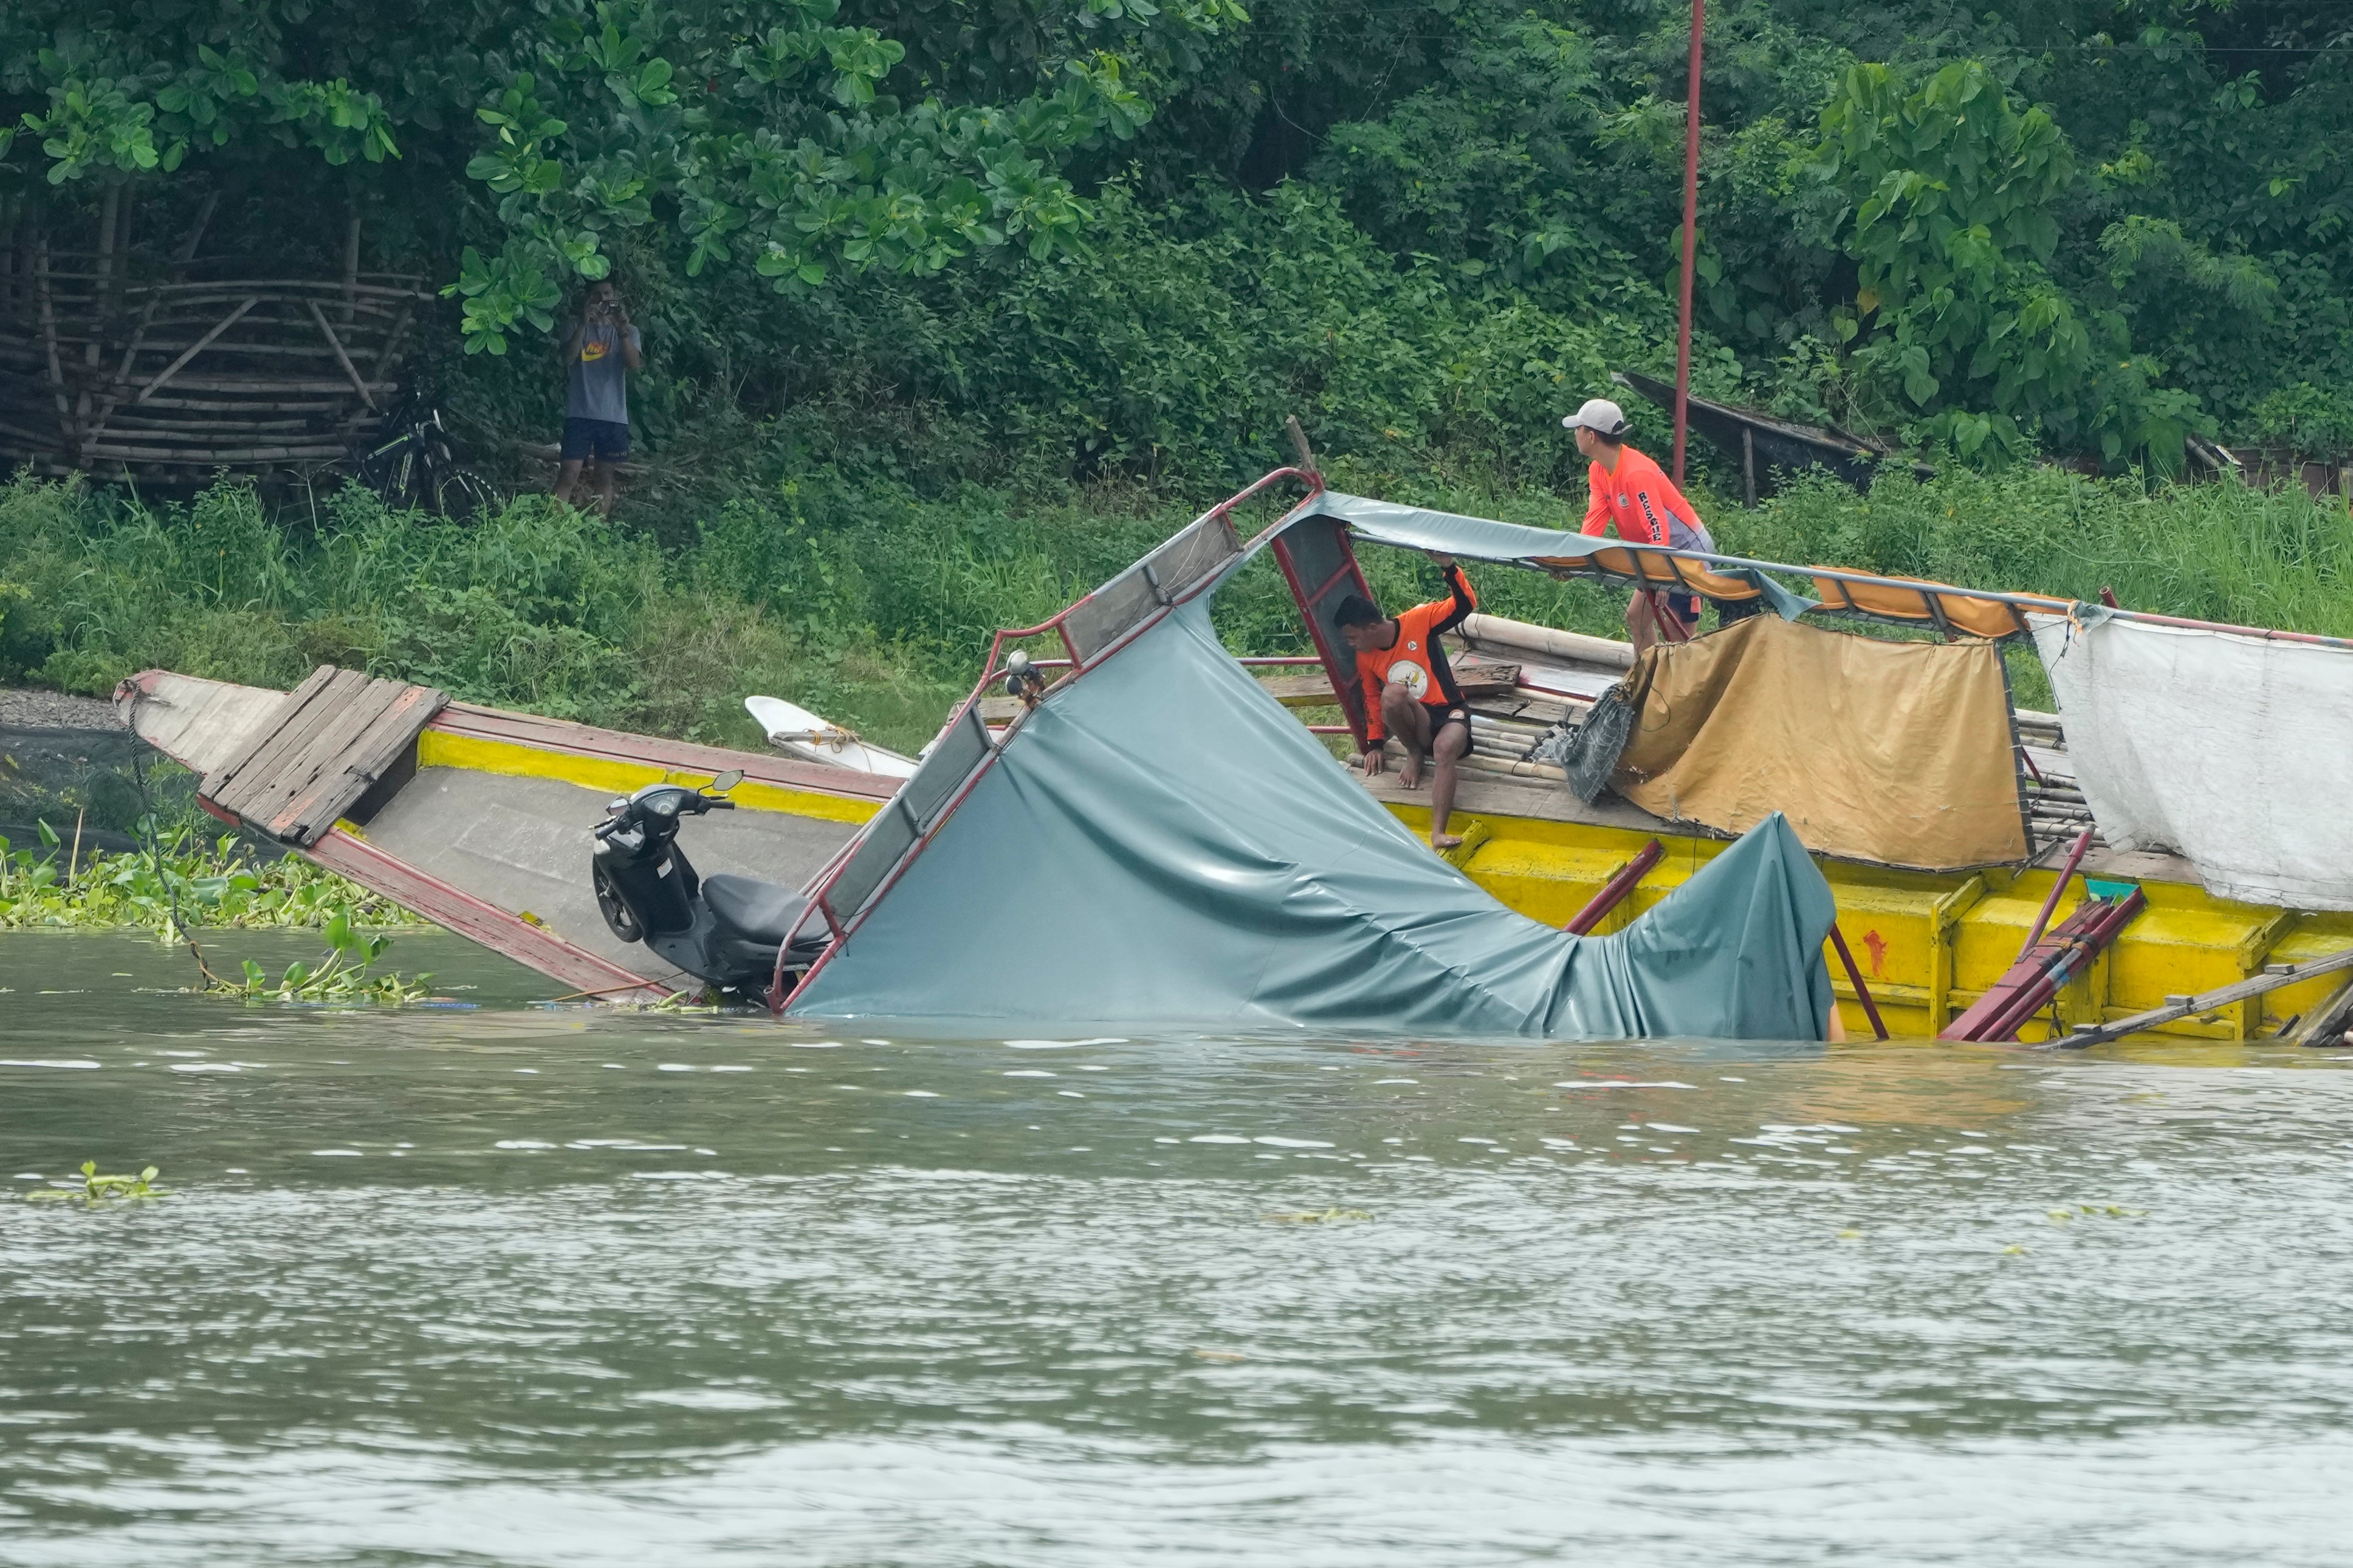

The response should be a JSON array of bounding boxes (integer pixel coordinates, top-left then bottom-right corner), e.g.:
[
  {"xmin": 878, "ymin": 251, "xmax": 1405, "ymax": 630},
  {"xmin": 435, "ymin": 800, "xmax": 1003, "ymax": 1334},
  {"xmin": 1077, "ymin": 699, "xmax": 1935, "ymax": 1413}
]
[{"xmin": 1610, "ymin": 616, "xmax": 2028, "ymax": 870}]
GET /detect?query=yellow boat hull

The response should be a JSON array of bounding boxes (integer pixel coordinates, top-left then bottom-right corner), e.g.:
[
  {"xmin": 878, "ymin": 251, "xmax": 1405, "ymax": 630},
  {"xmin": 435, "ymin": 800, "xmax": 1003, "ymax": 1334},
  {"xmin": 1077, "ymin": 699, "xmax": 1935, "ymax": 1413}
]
[{"xmin": 1386, "ymin": 803, "xmax": 2353, "ymax": 1044}]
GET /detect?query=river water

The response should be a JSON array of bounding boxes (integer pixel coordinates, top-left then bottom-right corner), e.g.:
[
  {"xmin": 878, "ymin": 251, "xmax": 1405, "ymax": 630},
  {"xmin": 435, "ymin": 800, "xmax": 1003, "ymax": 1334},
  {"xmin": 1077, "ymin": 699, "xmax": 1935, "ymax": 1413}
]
[{"xmin": 5, "ymin": 930, "xmax": 2353, "ymax": 1566}]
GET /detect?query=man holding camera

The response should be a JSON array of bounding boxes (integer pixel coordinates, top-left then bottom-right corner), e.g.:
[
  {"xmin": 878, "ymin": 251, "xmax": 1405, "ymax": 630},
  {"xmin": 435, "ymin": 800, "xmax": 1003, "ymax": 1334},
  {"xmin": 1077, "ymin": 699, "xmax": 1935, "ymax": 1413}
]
[{"xmin": 554, "ymin": 278, "xmax": 642, "ymax": 516}]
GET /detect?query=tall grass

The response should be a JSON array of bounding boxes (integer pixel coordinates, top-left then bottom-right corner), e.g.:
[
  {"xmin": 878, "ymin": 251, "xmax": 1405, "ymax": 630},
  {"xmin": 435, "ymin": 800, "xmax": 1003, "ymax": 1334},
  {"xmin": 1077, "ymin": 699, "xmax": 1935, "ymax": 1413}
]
[
  {"xmin": 1735, "ymin": 465, "xmax": 2353, "ymax": 637},
  {"xmin": 3, "ymin": 461, "xmax": 2345, "ymax": 755}
]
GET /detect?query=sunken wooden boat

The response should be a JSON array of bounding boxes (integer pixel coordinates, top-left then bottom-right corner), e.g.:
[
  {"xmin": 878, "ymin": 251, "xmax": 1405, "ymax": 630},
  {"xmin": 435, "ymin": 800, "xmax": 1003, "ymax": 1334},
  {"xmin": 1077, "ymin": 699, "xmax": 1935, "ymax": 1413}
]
[
  {"xmin": 115, "ymin": 667, "xmax": 893, "ymax": 1003},
  {"xmin": 116, "ymin": 465, "xmax": 2353, "ymax": 1044}
]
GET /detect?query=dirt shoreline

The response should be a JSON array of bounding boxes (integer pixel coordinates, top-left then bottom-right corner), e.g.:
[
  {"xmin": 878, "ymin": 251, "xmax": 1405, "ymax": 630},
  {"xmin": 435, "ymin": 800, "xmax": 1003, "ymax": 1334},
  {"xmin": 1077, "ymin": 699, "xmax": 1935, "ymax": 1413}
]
[{"xmin": 0, "ymin": 686, "xmax": 123, "ymax": 731}]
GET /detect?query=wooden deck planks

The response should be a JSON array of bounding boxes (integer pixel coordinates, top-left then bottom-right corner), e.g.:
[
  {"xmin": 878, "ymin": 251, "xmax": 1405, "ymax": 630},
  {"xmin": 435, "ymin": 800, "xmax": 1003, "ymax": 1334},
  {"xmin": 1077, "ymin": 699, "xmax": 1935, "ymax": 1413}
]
[
  {"xmin": 200, "ymin": 665, "xmax": 447, "ymax": 846},
  {"xmin": 305, "ymin": 826, "xmax": 672, "ymax": 1003}
]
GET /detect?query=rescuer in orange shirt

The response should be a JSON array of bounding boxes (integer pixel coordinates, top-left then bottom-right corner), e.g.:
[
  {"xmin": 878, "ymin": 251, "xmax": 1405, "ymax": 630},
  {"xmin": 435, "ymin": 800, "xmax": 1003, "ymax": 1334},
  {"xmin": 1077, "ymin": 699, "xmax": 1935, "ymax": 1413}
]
[
  {"xmin": 1333, "ymin": 552, "xmax": 1478, "ymax": 850},
  {"xmin": 1563, "ymin": 397, "xmax": 1717, "ymax": 652}
]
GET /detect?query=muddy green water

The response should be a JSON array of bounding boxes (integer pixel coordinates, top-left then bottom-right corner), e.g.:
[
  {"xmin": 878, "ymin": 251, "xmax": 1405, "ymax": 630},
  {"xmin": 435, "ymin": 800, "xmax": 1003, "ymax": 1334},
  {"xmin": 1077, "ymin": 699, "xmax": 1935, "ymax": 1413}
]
[{"xmin": 5, "ymin": 930, "xmax": 2353, "ymax": 1565}]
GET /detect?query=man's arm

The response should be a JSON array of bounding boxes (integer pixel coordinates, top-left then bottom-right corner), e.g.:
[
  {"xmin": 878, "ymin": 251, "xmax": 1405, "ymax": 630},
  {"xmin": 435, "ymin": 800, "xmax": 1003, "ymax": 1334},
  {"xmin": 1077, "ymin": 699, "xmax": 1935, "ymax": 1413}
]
[
  {"xmin": 1581, "ymin": 478, "xmax": 1613, "ymax": 538},
  {"xmin": 1428, "ymin": 555, "xmax": 1477, "ymax": 635},
  {"xmin": 1361, "ymin": 661, "xmax": 1387, "ymax": 746},
  {"xmin": 616, "ymin": 306, "xmax": 644, "ymax": 371}
]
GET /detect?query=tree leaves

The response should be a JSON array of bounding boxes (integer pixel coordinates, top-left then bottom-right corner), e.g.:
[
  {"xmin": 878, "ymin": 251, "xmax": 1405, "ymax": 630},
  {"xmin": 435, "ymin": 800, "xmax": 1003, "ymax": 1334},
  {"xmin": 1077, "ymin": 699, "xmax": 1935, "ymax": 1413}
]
[{"xmin": 1808, "ymin": 58, "xmax": 2207, "ymax": 466}]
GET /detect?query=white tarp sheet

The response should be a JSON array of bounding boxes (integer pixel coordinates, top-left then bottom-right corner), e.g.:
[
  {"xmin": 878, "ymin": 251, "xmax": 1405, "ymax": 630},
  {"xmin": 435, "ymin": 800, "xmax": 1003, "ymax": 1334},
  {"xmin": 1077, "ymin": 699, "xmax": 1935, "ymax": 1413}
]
[{"xmin": 2032, "ymin": 611, "xmax": 2353, "ymax": 911}]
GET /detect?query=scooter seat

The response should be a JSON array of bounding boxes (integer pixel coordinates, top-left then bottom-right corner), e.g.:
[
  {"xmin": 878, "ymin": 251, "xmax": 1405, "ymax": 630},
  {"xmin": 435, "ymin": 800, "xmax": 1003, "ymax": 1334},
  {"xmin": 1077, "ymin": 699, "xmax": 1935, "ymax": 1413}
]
[{"xmin": 702, "ymin": 874, "xmax": 809, "ymax": 945}]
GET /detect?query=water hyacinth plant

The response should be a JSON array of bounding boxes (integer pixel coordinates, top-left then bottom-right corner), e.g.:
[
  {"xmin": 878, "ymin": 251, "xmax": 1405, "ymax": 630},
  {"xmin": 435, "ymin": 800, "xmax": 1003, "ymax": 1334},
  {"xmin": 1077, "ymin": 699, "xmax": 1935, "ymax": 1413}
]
[
  {"xmin": 221, "ymin": 911, "xmax": 436, "ymax": 1005},
  {"xmin": 24, "ymin": 1160, "xmax": 170, "ymax": 1204},
  {"xmin": 0, "ymin": 819, "xmax": 414, "ymax": 936}
]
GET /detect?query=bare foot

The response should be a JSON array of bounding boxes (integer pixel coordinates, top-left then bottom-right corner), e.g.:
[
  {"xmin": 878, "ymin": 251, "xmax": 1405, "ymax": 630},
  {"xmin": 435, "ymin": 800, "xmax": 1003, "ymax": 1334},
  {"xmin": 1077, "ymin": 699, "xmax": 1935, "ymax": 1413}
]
[
  {"xmin": 1431, "ymin": 831, "xmax": 1465, "ymax": 851},
  {"xmin": 1398, "ymin": 752, "xmax": 1423, "ymax": 789}
]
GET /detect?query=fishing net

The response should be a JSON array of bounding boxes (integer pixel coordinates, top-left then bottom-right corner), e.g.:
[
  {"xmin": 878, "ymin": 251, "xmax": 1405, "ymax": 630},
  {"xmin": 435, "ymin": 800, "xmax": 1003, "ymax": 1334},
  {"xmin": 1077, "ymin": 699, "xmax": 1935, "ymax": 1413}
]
[
  {"xmin": 0, "ymin": 717, "xmax": 199, "ymax": 853},
  {"xmin": 1558, "ymin": 685, "xmax": 1637, "ymax": 804}
]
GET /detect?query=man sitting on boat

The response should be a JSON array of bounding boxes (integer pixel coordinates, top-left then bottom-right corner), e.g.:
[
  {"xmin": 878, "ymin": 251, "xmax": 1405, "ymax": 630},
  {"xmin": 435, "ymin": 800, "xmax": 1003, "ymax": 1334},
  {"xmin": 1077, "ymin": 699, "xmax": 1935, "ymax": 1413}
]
[
  {"xmin": 1335, "ymin": 553, "xmax": 1479, "ymax": 851},
  {"xmin": 1564, "ymin": 397, "xmax": 1717, "ymax": 651}
]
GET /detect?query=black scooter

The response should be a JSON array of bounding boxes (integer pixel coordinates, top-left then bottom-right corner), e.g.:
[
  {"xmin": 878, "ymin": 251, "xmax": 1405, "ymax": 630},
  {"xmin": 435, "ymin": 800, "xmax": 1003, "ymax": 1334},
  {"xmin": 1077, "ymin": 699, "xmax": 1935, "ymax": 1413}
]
[{"xmin": 589, "ymin": 772, "xmax": 826, "ymax": 1001}]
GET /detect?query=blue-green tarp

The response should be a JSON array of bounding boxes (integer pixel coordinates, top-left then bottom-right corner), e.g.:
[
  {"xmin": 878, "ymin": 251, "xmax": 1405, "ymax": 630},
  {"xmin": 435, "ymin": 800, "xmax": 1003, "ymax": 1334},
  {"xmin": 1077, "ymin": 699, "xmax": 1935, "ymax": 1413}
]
[{"xmin": 788, "ymin": 532, "xmax": 1838, "ymax": 1039}]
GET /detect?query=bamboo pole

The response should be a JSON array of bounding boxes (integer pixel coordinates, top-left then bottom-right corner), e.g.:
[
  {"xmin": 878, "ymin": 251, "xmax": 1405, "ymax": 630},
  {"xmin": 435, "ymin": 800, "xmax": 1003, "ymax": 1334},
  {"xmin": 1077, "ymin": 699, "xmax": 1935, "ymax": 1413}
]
[
  {"xmin": 306, "ymin": 298, "xmax": 379, "ymax": 410},
  {"xmin": 77, "ymin": 187, "xmax": 124, "ymax": 467},
  {"xmin": 33, "ymin": 236, "xmax": 73, "ymax": 451},
  {"xmin": 341, "ymin": 212, "xmax": 362, "ymax": 326},
  {"xmin": 136, "ymin": 297, "xmax": 258, "ymax": 403}
]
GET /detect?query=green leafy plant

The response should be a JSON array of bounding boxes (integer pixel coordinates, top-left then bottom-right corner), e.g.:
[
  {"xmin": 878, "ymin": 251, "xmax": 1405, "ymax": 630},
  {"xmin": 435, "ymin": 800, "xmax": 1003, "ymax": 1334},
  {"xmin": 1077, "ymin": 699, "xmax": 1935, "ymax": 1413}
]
[
  {"xmin": 220, "ymin": 910, "xmax": 434, "ymax": 1004},
  {"xmin": 1, "ymin": 820, "xmax": 414, "ymax": 936},
  {"xmin": 26, "ymin": 1159, "xmax": 170, "ymax": 1203}
]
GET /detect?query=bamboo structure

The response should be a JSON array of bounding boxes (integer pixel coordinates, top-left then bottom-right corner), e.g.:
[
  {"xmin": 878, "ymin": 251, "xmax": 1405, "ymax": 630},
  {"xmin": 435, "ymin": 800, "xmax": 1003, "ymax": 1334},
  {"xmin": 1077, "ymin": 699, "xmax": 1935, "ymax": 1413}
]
[{"xmin": 0, "ymin": 208, "xmax": 433, "ymax": 482}]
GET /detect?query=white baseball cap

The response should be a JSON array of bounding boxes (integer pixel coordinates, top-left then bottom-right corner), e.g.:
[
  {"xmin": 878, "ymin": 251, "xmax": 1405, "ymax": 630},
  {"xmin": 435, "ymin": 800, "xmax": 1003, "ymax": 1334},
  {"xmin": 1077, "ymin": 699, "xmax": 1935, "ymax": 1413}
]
[{"xmin": 1561, "ymin": 397, "xmax": 1629, "ymax": 436}]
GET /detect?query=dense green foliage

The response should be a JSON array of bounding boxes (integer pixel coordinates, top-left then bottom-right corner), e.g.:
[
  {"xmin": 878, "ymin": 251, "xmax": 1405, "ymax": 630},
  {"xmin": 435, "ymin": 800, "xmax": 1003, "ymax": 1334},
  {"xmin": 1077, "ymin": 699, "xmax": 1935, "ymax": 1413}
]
[{"xmin": 13, "ymin": 1, "xmax": 2353, "ymax": 481}]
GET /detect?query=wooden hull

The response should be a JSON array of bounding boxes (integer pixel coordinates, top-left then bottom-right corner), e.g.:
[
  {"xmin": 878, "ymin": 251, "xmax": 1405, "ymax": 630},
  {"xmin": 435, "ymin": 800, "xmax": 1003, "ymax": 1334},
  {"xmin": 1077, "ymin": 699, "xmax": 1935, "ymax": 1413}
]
[
  {"xmin": 116, "ymin": 669, "xmax": 890, "ymax": 1002},
  {"xmin": 1356, "ymin": 617, "xmax": 2353, "ymax": 1046},
  {"xmin": 117, "ymin": 656, "xmax": 2352, "ymax": 1042},
  {"xmin": 1372, "ymin": 780, "xmax": 2353, "ymax": 1045}
]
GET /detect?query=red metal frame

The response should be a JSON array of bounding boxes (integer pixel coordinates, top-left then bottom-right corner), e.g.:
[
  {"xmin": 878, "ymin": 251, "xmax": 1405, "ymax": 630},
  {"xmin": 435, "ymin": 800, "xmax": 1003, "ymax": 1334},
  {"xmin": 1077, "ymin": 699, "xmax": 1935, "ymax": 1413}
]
[
  {"xmin": 1268, "ymin": 522, "xmax": 1375, "ymax": 752},
  {"xmin": 1940, "ymin": 884, "xmax": 2147, "ymax": 1043},
  {"xmin": 2018, "ymin": 826, "xmax": 2094, "ymax": 963},
  {"xmin": 1565, "ymin": 839, "xmax": 1664, "ymax": 934},
  {"xmin": 1827, "ymin": 925, "xmax": 1891, "ymax": 1041},
  {"xmin": 777, "ymin": 465, "xmax": 1328, "ymax": 1012}
]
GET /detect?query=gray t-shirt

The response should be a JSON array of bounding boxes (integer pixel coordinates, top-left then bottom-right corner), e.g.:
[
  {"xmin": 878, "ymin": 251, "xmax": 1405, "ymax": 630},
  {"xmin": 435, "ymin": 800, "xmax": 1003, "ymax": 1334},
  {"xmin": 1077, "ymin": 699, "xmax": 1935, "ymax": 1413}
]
[{"xmin": 565, "ymin": 323, "xmax": 640, "ymax": 423}]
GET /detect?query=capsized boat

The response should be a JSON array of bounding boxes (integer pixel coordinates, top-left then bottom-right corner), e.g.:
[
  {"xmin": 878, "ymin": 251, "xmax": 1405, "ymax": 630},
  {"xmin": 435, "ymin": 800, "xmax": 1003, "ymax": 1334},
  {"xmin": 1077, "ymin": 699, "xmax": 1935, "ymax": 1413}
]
[
  {"xmin": 115, "ymin": 666, "xmax": 894, "ymax": 1002},
  {"xmin": 113, "ymin": 550, "xmax": 1847, "ymax": 1039},
  {"xmin": 115, "ymin": 462, "xmax": 2353, "ymax": 1044}
]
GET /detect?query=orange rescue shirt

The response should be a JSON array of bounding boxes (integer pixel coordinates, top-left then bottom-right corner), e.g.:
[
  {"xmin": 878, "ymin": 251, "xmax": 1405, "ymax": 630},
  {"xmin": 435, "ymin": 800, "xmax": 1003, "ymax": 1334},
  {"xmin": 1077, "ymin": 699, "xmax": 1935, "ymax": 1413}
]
[
  {"xmin": 1581, "ymin": 443, "xmax": 1712, "ymax": 551},
  {"xmin": 1355, "ymin": 563, "xmax": 1478, "ymax": 744}
]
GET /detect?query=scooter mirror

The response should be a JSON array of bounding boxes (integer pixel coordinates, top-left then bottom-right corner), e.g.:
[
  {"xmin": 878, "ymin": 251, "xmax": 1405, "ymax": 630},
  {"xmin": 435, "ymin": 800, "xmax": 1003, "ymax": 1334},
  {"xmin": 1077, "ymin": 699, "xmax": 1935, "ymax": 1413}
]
[{"xmin": 709, "ymin": 769, "xmax": 744, "ymax": 793}]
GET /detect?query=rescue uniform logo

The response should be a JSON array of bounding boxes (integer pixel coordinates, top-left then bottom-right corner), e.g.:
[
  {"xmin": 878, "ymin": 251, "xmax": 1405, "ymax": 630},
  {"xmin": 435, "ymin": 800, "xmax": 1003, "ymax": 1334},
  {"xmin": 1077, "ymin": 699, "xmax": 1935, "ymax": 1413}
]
[{"xmin": 1386, "ymin": 660, "xmax": 1430, "ymax": 700}]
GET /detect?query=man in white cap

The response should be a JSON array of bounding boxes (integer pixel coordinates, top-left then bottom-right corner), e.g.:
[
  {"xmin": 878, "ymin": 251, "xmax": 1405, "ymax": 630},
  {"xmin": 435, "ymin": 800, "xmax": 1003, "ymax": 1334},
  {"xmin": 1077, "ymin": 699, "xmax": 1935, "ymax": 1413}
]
[{"xmin": 1562, "ymin": 397, "xmax": 1717, "ymax": 652}]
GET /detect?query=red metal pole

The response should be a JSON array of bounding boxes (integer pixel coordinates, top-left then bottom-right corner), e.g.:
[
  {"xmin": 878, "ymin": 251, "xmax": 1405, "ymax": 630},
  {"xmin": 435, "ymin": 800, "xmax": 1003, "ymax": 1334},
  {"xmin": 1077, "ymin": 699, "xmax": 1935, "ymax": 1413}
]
[
  {"xmin": 1565, "ymin": 839, "xmax": 1664, "ymax": 934},
  {"xmin": 2018, "ymin": 826, "xmax": 2094, "ymax": 964},
  {"xmin": 1672, "ymin": 0, "xmax": 1705, "ymax": 486},
  {"xmin": 1828, "ymin": 924, "xmax": 1891, "ymax": 1041}
]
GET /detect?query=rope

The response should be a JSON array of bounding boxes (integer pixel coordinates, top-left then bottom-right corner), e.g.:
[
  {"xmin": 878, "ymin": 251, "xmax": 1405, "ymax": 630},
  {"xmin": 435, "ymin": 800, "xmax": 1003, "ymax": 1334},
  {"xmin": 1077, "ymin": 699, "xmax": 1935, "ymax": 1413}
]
[
  {"xmin": 131, "ymin": 748, "xmax": 224, "ymax": 991},
  {"xmin": 769, "ymin": 725, "xmax": 865, "ymax": 752}
]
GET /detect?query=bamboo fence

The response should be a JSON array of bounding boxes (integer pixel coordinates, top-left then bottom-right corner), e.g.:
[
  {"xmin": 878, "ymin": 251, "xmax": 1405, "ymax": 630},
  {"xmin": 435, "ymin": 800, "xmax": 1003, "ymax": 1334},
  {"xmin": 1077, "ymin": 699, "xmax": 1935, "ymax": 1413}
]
[{"xmin": 0, "ymin": 197, "xmax": 433, "ymax": 481}]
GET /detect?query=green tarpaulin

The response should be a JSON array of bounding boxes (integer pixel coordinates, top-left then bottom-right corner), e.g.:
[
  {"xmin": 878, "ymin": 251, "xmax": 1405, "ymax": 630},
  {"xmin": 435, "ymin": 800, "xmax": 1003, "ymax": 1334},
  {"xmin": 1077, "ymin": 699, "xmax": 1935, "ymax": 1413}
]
[{"xmin": 789, "ymin": 518, "xmax": 1837, "ymax": 1039}]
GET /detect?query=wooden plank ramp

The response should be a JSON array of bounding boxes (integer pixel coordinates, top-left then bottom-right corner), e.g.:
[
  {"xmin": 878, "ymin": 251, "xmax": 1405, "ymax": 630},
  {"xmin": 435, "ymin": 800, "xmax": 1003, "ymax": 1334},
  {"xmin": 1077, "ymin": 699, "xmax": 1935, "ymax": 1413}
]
[{"xmin": 199, "ymin": 665, "xmax": 447, "ymax": 845}]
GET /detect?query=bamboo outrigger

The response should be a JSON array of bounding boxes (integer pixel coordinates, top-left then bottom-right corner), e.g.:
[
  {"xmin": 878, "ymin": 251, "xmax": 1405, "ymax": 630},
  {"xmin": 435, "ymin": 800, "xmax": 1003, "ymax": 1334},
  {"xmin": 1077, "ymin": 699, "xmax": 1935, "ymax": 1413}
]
[{"xmin": 114, "ymin": 463, "xmax": 2353, "ymax": 1044}]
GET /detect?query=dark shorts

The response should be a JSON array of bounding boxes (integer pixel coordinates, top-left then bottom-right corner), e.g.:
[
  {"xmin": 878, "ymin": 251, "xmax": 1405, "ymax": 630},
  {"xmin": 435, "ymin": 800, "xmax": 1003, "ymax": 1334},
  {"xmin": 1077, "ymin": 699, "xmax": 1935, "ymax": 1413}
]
[
  {"xmin": 1421, "ymin": 703, "xmax": 1473, "ymax": 758},
  {"xmin": 561, "ymin": 416, "xmax": 630, "ymax": 462},
  {"xmin": 1660, "ymin": 591, "xmax": 1701, "ymax": 625}
]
